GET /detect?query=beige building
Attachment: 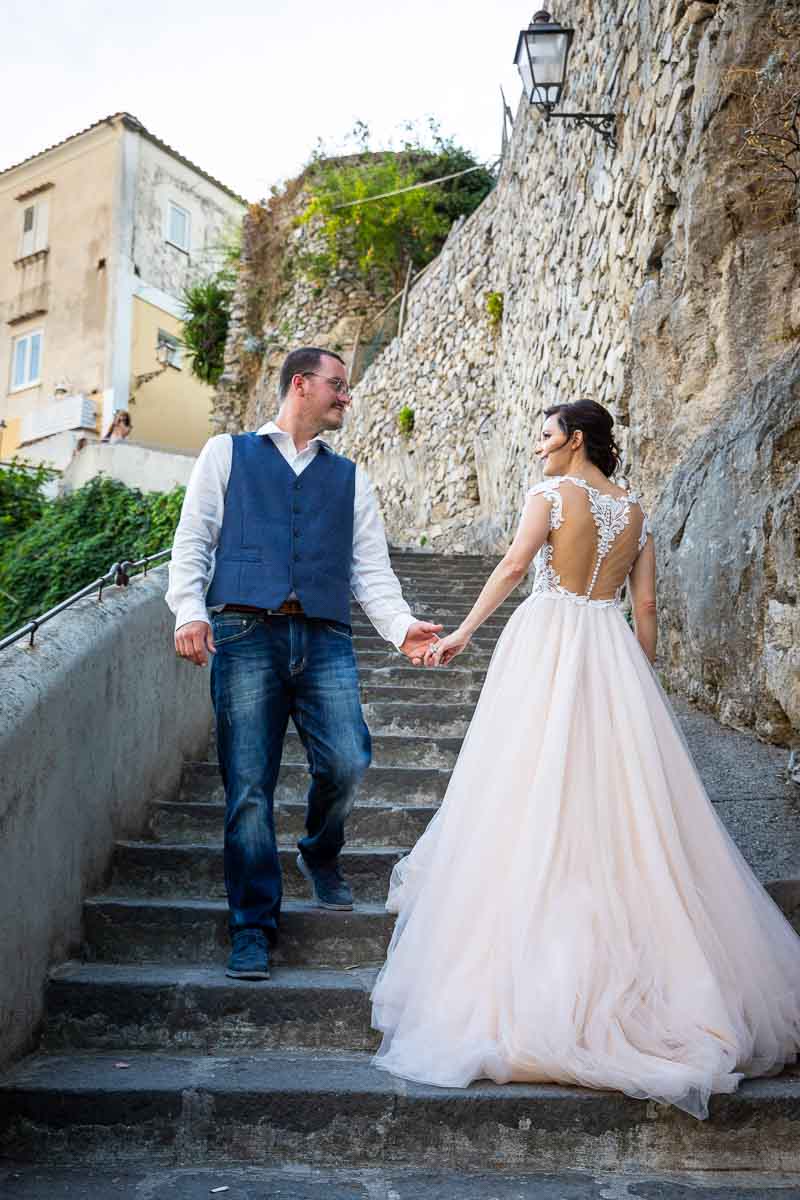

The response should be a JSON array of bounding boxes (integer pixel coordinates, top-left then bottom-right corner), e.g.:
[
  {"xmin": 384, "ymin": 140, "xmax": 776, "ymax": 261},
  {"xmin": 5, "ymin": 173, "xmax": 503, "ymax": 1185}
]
[{"xmin": 0, "ymin": 113, "xmax": 246, "ymax": 467}]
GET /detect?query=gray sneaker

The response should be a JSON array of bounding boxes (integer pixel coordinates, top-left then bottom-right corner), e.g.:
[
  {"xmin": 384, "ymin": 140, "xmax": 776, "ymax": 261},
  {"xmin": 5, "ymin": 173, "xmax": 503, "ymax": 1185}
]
[
  {"xmin": 226, "ymin": 928, "xmax": 270, "ymax": 980},
  {"xmin": 296, "ymin": 853, "xmax": 354, "ymax": 910}
]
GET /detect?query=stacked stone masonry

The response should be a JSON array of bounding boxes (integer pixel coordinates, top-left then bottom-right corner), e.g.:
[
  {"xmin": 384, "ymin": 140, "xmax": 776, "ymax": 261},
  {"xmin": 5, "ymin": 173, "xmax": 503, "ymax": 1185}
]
[{"xmin": 215, "ymin": 0, "xmax": 799, "ymax": 744}]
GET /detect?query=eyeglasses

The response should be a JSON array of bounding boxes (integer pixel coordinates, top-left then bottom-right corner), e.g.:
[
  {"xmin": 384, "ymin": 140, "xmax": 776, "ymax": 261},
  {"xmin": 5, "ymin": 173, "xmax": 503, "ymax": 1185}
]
[{"xmin": 302, "ymin": 372, "xmax": 351, "ymax": 397}]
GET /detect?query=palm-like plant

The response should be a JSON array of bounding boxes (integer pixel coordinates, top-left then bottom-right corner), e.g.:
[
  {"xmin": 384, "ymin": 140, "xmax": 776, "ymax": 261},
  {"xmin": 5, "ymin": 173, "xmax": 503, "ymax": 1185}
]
[{"xmin": 181, "ymin": 277, "xmax": 233, "ymax": 386}]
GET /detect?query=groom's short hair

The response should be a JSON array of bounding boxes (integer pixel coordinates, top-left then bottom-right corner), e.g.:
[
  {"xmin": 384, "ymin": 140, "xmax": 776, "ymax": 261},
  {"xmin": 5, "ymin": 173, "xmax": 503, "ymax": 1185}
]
[{"xmin": 279, "ymin": 347, "xmax": 346, "ymax": 400}]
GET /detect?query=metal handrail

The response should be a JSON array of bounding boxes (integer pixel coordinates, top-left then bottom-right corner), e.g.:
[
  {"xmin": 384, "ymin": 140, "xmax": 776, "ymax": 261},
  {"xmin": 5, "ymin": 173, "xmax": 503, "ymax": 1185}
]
[{"xmin": 0, "ymin": 547, "xmax": 172, "ymax": 652}]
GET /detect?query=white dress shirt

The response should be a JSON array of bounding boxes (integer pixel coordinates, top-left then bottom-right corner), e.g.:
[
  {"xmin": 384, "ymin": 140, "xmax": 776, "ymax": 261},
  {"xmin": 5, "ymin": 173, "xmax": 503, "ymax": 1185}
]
[{"xmin": 166, "ymin": 422, "xmax": 415, "ymax": 650}]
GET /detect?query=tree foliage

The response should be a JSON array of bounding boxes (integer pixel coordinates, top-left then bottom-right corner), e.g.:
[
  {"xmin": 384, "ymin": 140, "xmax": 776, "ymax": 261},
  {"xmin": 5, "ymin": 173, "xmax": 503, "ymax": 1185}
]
[
  {"xmin": 0, "ymin": 476, "xmax": 185, "ymax": 637},
  {"xmin": 0, "ymin": 461, "xmax": 57, "ymax": 538},
  {"xmin": 298, "ymin": 122, "xmax": 495, "ymax": 292},
  {"xmin": 726, "ymin": 5, "xmax": 800, "ymax": 225},
  {"xmin": 181, "ymin": 276, "xmax": 234, "ymax": 387}
]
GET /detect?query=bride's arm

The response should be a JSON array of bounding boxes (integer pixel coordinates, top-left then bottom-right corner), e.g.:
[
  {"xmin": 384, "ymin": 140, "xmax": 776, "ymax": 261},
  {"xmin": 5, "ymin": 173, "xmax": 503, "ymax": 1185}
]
[
  {"xmin": 426, "ymin": 495, "xmax": 552, "ymax": 665},
  {"xmin": 628, "ymin": 536, "xmax": 657, "ymax": 663}
]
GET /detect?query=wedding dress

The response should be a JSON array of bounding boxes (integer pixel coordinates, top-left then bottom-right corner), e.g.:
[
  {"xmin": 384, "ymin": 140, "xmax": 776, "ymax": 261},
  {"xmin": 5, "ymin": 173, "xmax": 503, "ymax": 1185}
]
[{"xmin": 371, "ymin": 476, "xmax": 800, "ymax": 1118}]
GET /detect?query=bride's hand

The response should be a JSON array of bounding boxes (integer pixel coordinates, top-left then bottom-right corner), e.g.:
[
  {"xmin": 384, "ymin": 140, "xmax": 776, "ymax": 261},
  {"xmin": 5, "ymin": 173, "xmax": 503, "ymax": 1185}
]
[{"xmin": 424, "ymin": 627, "xmax": 471, "ymax": 668}]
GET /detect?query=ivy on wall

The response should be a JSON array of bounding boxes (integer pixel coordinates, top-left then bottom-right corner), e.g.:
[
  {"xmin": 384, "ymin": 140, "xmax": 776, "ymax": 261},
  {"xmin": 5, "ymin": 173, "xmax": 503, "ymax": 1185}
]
[{"xmin": 0, "ymin": 475, "xmax": 185, "ymax": 637}]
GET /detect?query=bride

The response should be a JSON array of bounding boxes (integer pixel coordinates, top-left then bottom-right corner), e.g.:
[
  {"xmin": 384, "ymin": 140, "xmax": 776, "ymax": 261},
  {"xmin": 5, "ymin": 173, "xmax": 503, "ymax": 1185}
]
[{"xmin": 370, "ymin": 399, "xmax": 800, "ymax": 1119}]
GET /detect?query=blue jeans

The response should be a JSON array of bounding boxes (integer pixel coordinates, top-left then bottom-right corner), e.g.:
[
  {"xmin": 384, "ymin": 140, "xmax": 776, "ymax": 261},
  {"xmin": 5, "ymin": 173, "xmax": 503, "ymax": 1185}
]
[{"xmin": 210, "ymin": 613, "xmax": 371, "ymax": 940}]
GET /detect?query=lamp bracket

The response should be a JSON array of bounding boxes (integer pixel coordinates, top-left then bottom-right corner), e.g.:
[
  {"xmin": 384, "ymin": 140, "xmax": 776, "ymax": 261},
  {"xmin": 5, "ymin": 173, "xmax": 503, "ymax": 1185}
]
[{"xmin": 547, "ymin": 110, "xmax": 617, "ymax": 151}]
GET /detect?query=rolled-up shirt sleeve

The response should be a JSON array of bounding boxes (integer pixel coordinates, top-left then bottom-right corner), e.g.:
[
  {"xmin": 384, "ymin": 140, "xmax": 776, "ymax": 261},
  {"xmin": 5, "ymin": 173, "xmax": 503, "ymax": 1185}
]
[
  {"xmin": 350, "ymin": 467, "xmax": 415, "ymax": 650},
  {"xmin": 166, "ymin": 434, "xmax": 232, "ymax": 631}
]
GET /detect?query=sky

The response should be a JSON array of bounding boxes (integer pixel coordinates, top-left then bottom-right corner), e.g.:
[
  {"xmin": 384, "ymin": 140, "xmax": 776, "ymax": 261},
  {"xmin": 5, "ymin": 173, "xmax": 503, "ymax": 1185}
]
[{"xmin": 2, "ymin": 0, "xmax": 531, "ymax": 201}]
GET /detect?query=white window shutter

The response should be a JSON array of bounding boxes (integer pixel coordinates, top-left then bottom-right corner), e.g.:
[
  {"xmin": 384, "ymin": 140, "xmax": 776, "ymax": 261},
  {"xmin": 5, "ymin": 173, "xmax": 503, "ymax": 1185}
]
[
  {"xmin": 21, "ymin": 206, "xmax": 35, "ymax": 257},
  {"xmin": 34, "ymin": 198, "xmax": 49, "ymax": 252}
]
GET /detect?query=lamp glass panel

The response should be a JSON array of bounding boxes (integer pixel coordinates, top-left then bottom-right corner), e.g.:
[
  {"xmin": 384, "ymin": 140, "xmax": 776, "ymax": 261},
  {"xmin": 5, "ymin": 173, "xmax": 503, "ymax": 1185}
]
[
  {"xmin": 515, "ymin": 39, "xmax": 534, "ymax": 100},
  {"xmin": 526, "ymin": 28, "xmax": 569, "ymax": 105}
]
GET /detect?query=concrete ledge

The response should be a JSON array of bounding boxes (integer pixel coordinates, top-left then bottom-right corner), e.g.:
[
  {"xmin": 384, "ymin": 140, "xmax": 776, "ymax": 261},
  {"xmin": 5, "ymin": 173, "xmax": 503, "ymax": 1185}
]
[
  {"xmin": 0, "ymin": 566, "xmax": 212, "ymax": 1069},
  {"xmin": 60, "ymin": 441, "xmax": 196, "ymax": 494}
]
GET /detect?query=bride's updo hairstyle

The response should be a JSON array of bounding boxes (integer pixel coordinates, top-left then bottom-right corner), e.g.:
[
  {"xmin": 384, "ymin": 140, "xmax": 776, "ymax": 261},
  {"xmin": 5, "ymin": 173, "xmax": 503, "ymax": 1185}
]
[{"xmin": 544, "ymin": 400, "xmax": 621, "ymax": 478}]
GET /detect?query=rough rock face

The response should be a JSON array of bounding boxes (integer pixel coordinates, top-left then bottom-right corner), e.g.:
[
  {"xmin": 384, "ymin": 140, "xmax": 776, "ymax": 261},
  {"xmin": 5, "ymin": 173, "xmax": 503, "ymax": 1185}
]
[{"xmin": 654, "ymin": 348, "xmax": 800, "ymax": 744}]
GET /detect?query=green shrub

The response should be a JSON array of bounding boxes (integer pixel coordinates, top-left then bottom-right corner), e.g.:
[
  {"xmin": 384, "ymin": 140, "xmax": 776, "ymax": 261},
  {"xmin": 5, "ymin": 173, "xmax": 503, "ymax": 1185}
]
[
  {"xmin": 298, "ymin": 124, "xmax": 495, "ymax": 293},
  {"xmin": 0, "ymin": 461, "xmax": 57, "ymax": 537},
  {"xmin": 397, "ymin": 405, "xmax": 415, "ymax": 437},
  {"xmin": 0, "ymin": 475, "xmax": 185, "ymax": 637},
  {"xmin": 486, "ymin": 291, "xmax": 504, "ymax": 330}
]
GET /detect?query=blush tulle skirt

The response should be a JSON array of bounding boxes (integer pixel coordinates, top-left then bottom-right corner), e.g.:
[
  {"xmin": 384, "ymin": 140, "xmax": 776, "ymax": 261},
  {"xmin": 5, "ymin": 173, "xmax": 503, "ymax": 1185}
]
[{"xmin": 370, "ymin": 593, "xmax": 800, "ymax": 1119}]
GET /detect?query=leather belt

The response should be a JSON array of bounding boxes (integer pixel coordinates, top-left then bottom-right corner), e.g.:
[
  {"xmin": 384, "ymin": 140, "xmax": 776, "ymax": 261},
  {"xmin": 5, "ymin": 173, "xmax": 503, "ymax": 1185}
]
[{"xmin": 223, "ymin": 600, "xmax": 305, "ymax": 617}]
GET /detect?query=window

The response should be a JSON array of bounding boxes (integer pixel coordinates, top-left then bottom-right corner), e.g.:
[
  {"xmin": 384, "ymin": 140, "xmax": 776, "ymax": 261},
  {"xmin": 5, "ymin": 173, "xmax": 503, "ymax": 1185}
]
[
  {"xmin": 166, "ymin": 201, "xmax": 190, "ymax": 252},
  {"xmin": 157, "ymin": 329, "xmax": 182, "ymax": 369},
  {"xmin": 11, "ymin": 330, "xmax": 43, "ymax": 390},
  {"xmin": 19, "ymin": 198, "xmax": 49, "ymax": 258}
]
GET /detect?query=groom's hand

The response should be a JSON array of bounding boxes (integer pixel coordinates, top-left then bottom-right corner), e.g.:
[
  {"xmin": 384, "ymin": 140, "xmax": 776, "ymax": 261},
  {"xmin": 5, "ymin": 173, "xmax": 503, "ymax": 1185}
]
[
  {"xmin": 175, "ymin": 620, "xmax": 216, "ymax": 666},
  {"xmin": 400, "ymin": 620, "xmax": 444, "ymax": 667}
]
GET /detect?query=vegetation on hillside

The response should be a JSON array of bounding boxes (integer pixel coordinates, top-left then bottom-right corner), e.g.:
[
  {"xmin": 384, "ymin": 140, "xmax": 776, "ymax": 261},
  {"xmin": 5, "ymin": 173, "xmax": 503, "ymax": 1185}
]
[
  {"xmin": 181, "ymin": 223, "xmax": 241, "ymax": 387},
  {"xmin": 0, "ymin": 461, "xmax": 56, "ymax": 538},
  {"xmin": 727, "ymin": 4, "xmax": 800, "ymax": 226},
  {"xmin": 298, "ymin": 121, "xmax": 496, "ymax": 292},
  {"xmin": 0, "ymin": 473, "xmax": 184, "ymax": 637}
]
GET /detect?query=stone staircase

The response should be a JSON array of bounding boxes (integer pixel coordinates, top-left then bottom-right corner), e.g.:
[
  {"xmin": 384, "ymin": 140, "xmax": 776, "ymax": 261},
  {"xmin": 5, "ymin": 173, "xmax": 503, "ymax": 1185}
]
[{"xmin": 2, "ymin": 551, "xmax": 800, "ymax": 1177}]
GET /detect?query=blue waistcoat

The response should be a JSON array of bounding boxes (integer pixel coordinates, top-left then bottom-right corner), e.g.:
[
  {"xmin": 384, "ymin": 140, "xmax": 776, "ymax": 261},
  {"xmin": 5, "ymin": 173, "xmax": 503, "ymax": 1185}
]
[{"xmin": 205, "ymin": 433, "xmax": 356, "ymax": 625}]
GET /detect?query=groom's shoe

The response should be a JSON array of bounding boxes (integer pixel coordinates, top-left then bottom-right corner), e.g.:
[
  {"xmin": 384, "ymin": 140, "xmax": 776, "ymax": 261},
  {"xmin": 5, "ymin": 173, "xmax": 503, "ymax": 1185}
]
[
  {"xmin": 226, "ymin": 928, "xmax": 270, "ymax": 980},
  {"xmin": 296, "ymin": 852, "xmax": 354, "ymax": 910}
]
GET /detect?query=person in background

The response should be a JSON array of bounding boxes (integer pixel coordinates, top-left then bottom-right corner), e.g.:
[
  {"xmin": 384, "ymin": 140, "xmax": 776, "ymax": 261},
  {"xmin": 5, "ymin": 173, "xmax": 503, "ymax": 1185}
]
[{"xmin": 101, "ymin": 411, "xmax": 132, "ymax": 443}]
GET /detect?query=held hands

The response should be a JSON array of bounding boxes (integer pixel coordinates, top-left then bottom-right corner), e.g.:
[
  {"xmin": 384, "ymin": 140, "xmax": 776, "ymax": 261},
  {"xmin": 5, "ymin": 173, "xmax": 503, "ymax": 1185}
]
[
  {"xmin": 175, "ymin": 620, "xmax": 216, "ymax": 667},
  {"xmin": 400, "ymin": 620, "xmax": 444, "ymax": 667},
  {"xmin": 424, "ymin": 626, "xmax": 471, "ymax": 668}
]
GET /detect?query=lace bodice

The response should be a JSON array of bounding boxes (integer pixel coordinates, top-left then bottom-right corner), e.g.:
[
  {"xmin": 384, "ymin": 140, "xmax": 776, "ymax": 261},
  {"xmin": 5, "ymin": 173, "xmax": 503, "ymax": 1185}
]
[{"xmin": 528, "ymin": 476, "xmax": 650, "ymax": 609}]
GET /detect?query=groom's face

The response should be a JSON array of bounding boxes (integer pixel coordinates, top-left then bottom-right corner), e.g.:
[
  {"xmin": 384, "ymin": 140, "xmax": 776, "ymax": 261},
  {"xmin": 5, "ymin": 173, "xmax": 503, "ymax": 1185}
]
[{"xmin": 301, "ymin": 356, "xmax": 351, "ymax": 432}]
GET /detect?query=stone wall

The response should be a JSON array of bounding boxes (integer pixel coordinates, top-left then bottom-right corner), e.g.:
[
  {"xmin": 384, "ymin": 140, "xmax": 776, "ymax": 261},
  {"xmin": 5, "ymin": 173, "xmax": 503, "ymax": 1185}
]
[
  {"xmin": 0, "ymin": 568, "xmax": 212, "ymax": 1068},
  {"xmin": 330, "ymin": 0, "xmax": 798, "ymax": 744},
  {"xmin": 215, "ymin": 0, "xmax": 799, "ymax": 744},
  {"xmin": 336, "ymin": 0, "xmax": 732, "ymax": 545}
]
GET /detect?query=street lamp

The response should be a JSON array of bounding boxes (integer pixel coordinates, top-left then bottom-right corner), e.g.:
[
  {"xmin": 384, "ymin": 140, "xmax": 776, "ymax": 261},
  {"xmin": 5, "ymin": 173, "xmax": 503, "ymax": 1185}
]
[
  {"xmin": 514, "ymin": 10, "xmax": 617, "ymax": 150},
  {"xmin": 130, "ymin": 338, "xmax": 172, "ymax": 397}
]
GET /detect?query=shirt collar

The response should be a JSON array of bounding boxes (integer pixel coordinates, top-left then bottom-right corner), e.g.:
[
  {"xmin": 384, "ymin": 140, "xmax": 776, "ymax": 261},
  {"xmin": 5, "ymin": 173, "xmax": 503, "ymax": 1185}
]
[
  {"xmin": 257, "ymin": 420, "xmax": 330, "ymax": 451},
  {"xmin": 257, "ymin": 427, "xmax": 331, "ymax": 453}
]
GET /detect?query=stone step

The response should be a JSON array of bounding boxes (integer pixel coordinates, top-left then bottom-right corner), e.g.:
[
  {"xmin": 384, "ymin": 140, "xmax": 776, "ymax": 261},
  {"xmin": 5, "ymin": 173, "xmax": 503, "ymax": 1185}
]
[
  {"xmin": 44, "ymin": 963, "xmax": 379, "ymax": 1053},
  {"xmin": 282, "ymin": 731, "xmax": 462, "ymax": 769},
  {"xmin": 360, "ymin": 683, "xmax": 483, "ymax": 708},
  {"xmin": 82, "ymin": 898, "xmax": 393, "ymax": 967},
  {"xmin": 358, "ymin": 665, "xmax": 488, "ymax": 690},
  {"xmin": 356, "ymin": 649, "xmax": 492, "ymax": 670},
  {"xmin": 148, "ymin": 799, "xmax": 437, "ymax": 849},
  {"xmin": 390, "ymin": 553, "xmax": 500, "ymax": 567},
  {"xmin": 181, "ymin": 761, "xmax": 451, "ymax": 806},
  {"xmin": 390, "ymin": 561, "xmax": 501, "ymax": 577},
  {"xmin": 361, "ymin": 700, "xmax": 475, "ymax": 737},
  {"xmin": 110, "ymin": 843, "xmax": 403, "ymax": 903},
  {"xmin": 2, "ymin": 1049, "xmax": 799, "ymax": 1171},
  {"xmin": 7, "ymin": 1165, "xmax": 800, "ymax": 1199},
  {"xmin": 352, "ymin": 633, "xmax": 499, "ymax": 654},
  {"xmin": 385, "ymin": 604, "xmax": 523, "ymax": 622}
]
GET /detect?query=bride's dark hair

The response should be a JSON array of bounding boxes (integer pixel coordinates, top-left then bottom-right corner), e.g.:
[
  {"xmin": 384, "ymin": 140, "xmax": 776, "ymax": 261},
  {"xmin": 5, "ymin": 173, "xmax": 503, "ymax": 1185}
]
[{"xmin": 543, "ymin": 399, "xmax": 621, "ymax": 478}]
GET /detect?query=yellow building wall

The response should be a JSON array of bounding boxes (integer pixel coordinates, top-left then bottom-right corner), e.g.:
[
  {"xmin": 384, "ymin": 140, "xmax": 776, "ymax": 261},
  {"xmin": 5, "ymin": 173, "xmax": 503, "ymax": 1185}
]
[
  {"xmin": 128, "ymin": 296, "xmax": 212, "ymax": 454},
  {"xmin": 0, "ymin": 415, "xmax": 23, "ymax": 459},
  {"xmin": 0, "ymin": 127, "xmax": 119, "ymax": 426}
]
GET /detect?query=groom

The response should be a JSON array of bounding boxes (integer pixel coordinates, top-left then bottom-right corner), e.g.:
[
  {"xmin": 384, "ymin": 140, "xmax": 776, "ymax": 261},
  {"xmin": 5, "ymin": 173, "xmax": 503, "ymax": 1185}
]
[{"xmin": 167, "ymin": 347, "xmax": 441, "ymax": 980}]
